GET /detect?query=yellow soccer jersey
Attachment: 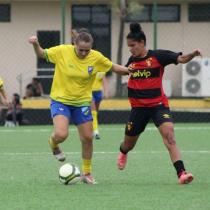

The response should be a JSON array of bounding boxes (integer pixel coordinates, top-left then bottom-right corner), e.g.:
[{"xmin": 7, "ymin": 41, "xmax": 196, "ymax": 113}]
[
  {"xmin": 45, "ymin": 45, "xmax": 112, "ymax": 106},
  {"xmin": 0, "ymin": 77, "xmax": 3, "ymax": 89},
  {"xmin": 92, "ymin": 72, "xmax": 106, "ymax": 91}
]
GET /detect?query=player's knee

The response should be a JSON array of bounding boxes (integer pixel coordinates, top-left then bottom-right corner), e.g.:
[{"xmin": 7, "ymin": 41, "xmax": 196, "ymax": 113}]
[
  {"xmin": 54, "ymin": 130, "xmax": 68, "ymax": 141},
  {"xmin": 82, "ymin": 134, "xmax": 93, "ymax": 142},
  {"xmin": 162, "ymin": 126, "xmax": 175, "ymax": 145},
  {"xmin": 81, "ymin": 137, "xmax": 93, "ymax": 149},
  {"xmin": 165, "ymin": 132, "xmax": 176, "ymax": 146}
]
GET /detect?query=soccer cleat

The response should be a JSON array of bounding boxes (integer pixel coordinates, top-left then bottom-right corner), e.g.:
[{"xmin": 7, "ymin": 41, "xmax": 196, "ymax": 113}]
[
  {"xmin": 117, "ymin": 152, "xmax": 127, "ymax": 170},
  {"xmin": 93, "ymin": 131, "xmax": 100, "ymax": 140},
  {"xmin": 94, "ymin": 134, "xmax": 101, "ymax": 140},
  {"xmin": 178, "ymin": 171, "xmax": 194, "ymax": 184},
  {"xmin": 81, "ymin": 173, "xmax": 97, "ymax": 184},
  {"xmin": 49, "ymin": 138, "xmax": 66, "ymax": 162}
]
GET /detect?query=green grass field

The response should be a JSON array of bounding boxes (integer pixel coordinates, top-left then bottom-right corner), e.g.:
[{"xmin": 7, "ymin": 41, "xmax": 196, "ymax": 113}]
[{"xmin": 0, "ymin": 123, "xmax": 210, "ymax": 210}]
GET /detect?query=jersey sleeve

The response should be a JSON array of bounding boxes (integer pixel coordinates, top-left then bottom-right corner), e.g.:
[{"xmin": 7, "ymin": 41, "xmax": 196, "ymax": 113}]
[
  {"xmin": 125, "ymin": 56, "xmax": 133, "ymax": 67},
  {"xmin": 95, "ymin": 52, "xmax": 113, "ymax": 73},
  {"xmin": 155, "ymin": 49, "xmax": 182, "ymax": 67},
  {"xmin": 44, "ymin": 45, "xmax": 62, "ymax": 64}
]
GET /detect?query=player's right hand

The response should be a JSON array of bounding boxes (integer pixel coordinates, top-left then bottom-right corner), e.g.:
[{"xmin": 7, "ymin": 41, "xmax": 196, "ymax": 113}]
[
  {"xmin": 29, "ymin": 36, "xmax": 38, "ymax": 44},
  {"xmin": 128, "ymin": 63, "xmax": 135, "ymax": 72}
]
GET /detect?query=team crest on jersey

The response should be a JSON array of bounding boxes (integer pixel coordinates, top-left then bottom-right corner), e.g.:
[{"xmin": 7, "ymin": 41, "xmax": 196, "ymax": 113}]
[
  {"xmin": 88, "ymin": 66, "xmax": 94, "ymax": 74},
  {"xmin": 126, "ymin": 121, "xmax": 133, "ymax": 131},
  {"xmin": 146, "ymin": 58, "xmax": 152, "ymax": 67}
]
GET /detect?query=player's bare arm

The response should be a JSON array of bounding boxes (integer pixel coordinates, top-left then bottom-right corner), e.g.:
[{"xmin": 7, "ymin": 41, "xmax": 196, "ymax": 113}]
[
  {"xmin": 29, "ymin": 36, "xmax": 45, "ymax": 58},
  {"xmin": 111, "ymin": 64, "xmax": 129, "ymax": 75},
  {"xmin": 177, "ymin": 49, "xmax": 202, "ymax": 64},
  {"xmin": 0, "ymin": 89, "xmax": 10, "ymax": 106}
]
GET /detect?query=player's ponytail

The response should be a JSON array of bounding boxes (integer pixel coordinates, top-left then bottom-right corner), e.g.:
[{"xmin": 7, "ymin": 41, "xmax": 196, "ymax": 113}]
[{"xmin": 127, "ymin": 22, "xmax": 146, "ymax": 45}]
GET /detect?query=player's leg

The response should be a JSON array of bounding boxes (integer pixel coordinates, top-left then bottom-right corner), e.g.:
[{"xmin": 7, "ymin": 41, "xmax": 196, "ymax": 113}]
[
  {"xmin": 73, "ymin": 106, "xmax": 96, "ymax": 184},
  {"xmin": 49, "ymin": 100, "xmax": 70, "ymax": 161},
  {"xmin": 154, "ymin": 106, "xmax": 193, "ymax": 184},
  {"xmin": 118, "ymin": 135, "xmax": 139, "ymax": 170},
  {"xmin": 117, "ymin": 107, "xmax": 149, "ymax": 170},
  {"xmin": 158, "ymin": 122, "xmax": 180, "ymax": 162},
  {"xmin": 158, "ymin": 122, "xmax": 193, "ymax": 184},
  {"xmin": 77, "ymin": 121, "xmax": 96, "ymax": 184},
  {"xmin": 91, "ymin": 99, "xmax": 99, "ymax": 138},
  {"xmin": 91, "ymin": 91, "xmax": 102, "ymax": 140},
  {"xmin": 49, "ymin": 115, "xmax": 69, "ymax": 161}
]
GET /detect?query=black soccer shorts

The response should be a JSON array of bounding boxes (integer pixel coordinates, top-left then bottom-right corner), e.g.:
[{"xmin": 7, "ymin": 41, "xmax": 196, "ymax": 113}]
[{"xmin": 125, "ymin": 104, "xmax": 173, "ymax": 136}]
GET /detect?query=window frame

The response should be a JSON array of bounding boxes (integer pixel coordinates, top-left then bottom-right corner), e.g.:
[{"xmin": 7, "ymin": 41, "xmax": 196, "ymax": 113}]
[
  {"xmin": 125, "ymin": 4, "xmax": 180, "ymax": 23},
  {"xmin": 0, "ymin": 4, "xmax": 11, "ymax": 22},
  {"xmin": 188, "ymin": 3, "xmax": 210, "ymax": 22},
  {"xmin": 37, "ymin": 30, "xmax": 60, "ymax": 69},
  {"xmin": 71, "ymin": 4, "xmax": 111, "ymax": 59}
]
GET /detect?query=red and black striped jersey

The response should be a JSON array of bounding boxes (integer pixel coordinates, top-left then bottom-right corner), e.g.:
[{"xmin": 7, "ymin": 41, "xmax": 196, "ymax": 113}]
[{"xmin": 126, "ymin": 49, "xmax": 181, "ymax": 107}]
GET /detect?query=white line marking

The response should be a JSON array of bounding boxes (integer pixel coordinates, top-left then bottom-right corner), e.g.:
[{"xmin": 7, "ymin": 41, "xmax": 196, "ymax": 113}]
[
  {"xmin": 0, "ymin": 126, "xmax": 210, "ymax": 133},
  {"xmin": 0, "ymin": 150, "xmax": 209, "ymax": 156}
]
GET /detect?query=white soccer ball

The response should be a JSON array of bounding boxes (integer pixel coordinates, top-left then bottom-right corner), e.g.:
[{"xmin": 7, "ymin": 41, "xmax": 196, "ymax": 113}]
[{"xmin": 59, "ymin": 163, "xmax": 81, "ymax": 185}]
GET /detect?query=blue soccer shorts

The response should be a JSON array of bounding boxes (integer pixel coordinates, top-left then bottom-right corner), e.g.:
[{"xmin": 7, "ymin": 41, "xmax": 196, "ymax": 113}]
[
  {"xmin": 50, "ymin": 100, "xmax": 93, "ymax": 125},
  {"xmin": 92, "ymin": 90, "xmax": 103, "ymax": 104}
]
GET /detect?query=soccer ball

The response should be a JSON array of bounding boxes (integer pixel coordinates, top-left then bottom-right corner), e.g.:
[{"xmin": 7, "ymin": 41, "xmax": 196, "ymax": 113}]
[{"xmin": 59, "ymin": 163, "xmax": 81, "ymax": 185}]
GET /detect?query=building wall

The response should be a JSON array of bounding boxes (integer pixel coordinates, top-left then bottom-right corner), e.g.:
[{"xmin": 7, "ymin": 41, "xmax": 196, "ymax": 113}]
[
  {"xmin": 0, "ymin": 1, "xmax": 62, "ymax": 97},
  {"xmin": 0, "ymin": 0, "xmax": 209, "ymax": 97}
]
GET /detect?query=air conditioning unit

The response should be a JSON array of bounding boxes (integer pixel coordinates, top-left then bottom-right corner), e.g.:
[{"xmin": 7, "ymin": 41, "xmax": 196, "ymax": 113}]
[{"xmin": 182, "ymin": 58, "xmax": 210, "ymax": 97}]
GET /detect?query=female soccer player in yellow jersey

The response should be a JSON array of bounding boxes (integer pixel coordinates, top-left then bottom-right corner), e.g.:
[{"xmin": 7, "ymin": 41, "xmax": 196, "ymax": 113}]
[
  {"xmin": 0, "ymin": 77, "xmax": 10, "ymax": 106},
  {"xmin": 29, "ymin": 31, "xmax": 129, "ymax": 184},
  {"xmin": 91, "ymin": 72, "xmax": 108, "ymax": 140}
]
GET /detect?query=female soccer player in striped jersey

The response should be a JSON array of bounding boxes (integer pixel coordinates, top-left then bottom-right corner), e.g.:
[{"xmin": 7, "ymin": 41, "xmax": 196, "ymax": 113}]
[
  {"xmin": 29, "ymin": 31, "xmax": 129, "ymax": 184},
  {"xmin": 117, "ymin": 22, "xmax": 201, "ymax": 184}
]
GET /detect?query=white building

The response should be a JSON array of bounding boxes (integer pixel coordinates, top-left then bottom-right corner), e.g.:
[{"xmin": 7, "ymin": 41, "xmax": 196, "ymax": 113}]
[{"xmin": 0, "ymin": 0, "xmax": 210, "ymax": 97}]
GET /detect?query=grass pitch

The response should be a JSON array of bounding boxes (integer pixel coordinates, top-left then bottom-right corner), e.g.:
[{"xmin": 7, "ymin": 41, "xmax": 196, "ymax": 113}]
[{"xmin": 0, "ymin": 123, "xmax": 209, "ymax": 210}]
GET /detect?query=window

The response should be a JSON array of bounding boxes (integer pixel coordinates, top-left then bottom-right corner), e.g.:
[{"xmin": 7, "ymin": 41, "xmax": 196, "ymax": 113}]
[
  {"xmin": 125, "ymin": 4, "xmax": 180, "ymax": 22},
  {"xmin": 189, "ymin": 4, "xmax": 210, "ymax": 22},
  {"xmin": 126, "ymin": 5, "xmax": 150, "ymax": 22},
  {"xmin": 0, "ymin": 4, "xmax": 11, "ymax": 22},
  {"xmin": 37, "ymin": 31, "xmax": 60, "ymax": 69},
  {"xmin": 156, "ymin": 5, "xmax": 180, "ymax": 22},
  {"xmin": 72, "ymin": 5, "xmax": 111, "ymax": 59}
]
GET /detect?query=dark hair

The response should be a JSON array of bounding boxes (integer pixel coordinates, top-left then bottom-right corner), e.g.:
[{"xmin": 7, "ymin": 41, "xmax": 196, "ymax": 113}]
[
  {"xmin": 127, "ymin": 22, "xmax": 146, "ymax": 45},
  {"xmin": 32, "ymin": 78, "xmax": 39, "ymax": 83},
  {"xmin": 13, "ymin": 93, "xmax": 20, "ymax": 105},
  {"xmin": 75, "ymin": 30, "xmax": 93, "ymax": 45}
]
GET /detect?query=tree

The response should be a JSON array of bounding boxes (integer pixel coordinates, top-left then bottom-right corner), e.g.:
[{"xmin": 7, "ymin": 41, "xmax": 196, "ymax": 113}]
[
  {"xmin": 113, "ymin": 0, "xmax": 143, "ymax": 97},
  {"xmin": 113, "ymin": 0, "xmax": 127, "ymax": 97}
]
